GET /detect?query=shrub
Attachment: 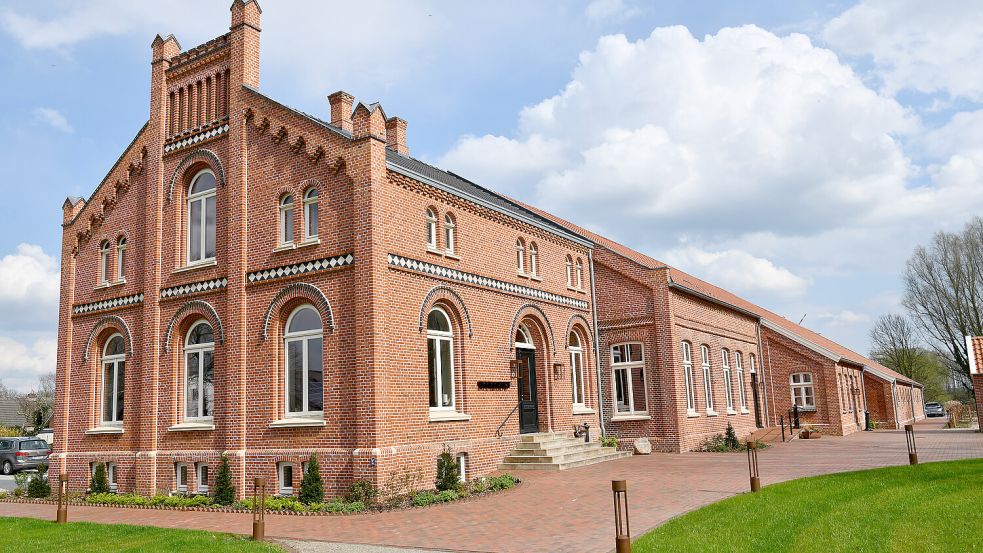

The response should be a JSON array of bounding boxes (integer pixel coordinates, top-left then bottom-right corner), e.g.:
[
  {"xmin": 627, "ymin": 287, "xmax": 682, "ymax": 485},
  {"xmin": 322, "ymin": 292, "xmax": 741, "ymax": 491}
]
[
  {"xmin": 13, "ymin": 488, "xmax": 23, "ymax": 498},
  {"xmin": 435, "ymin": 449, "xmax": 460, "ymax": 492},
  {"xmin": 27, "ymin": 464, "xmax": 50, "ymax": 498},
  {"xmin": 0, "ymin": 491, "xmax": 8, "ymax": 500},
  {"xmin": 322, "ymin": 498, "xmax": 366, "ymax": 513},
  {"xmin": 601, "ymin": 436, "xmax": 619, "ymax": 448},
  {"xmin": 13, "ymin": 472, "xmax": 31, "ymax": 495},
  {"xmin": 87, "ymin": 493, "xmax": 151, "ymax": 506},
  {"xmin": 435, "ymin": 489, "xmax": 458, "ymax": 503},
  {"xmin": 299, "ymin": 453, "xmax": 324, "ymax": 505},
  {"xmin": 0, "ymin": 426, "xmax": 19, "ymax": 438},
  {"xmin": 90, "ymin": 463, "xmax": 109, "ymax": 494},
  {"xmin": 213, "ymin": 454, "xmax": 235, "ymax": 506},
  {"xmin": 346, "ymin": 479, "xmax": 378, "ymax": 504},
  {"xmin": 724, "ymin": 423, "xmax": 739, "ymax": 450},
  {"xmin": 412, "ymin": 490, "xmax": 436, "ymax": 507},
  {"xmin": 489, "ymin": 474, "xmax": 519, "ymax": 491}
]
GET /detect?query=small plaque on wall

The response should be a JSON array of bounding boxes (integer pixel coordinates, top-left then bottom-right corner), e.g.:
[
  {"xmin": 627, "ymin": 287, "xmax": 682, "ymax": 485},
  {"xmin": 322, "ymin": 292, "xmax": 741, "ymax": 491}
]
[{"xmin": 477, "ymin": 381, "xmax": 511, "ymax": 390}]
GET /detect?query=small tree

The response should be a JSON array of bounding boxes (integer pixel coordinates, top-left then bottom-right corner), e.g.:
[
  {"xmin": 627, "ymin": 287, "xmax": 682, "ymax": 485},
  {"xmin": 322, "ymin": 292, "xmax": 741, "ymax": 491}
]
[
  {"xmin": 213, "ymin": 454, "xmax": 235, "ymax": 506},
  {"xmin": 724, "ymin": 423, "xmax": 739, "ymax": 450},
  {"xmin": 90, "ymin": 463, "xmax": 109, "ymax": 494},
  {"xmin": 27, "ymin": 464, "xmax": 51, "ymax": 498},
  {"xmin": 298, "ymin": 453, "xmax": 324, "ymax": 505},
  {"xmin": 435, "ymin": 448, "xmax": 460, "ymax": 492}
]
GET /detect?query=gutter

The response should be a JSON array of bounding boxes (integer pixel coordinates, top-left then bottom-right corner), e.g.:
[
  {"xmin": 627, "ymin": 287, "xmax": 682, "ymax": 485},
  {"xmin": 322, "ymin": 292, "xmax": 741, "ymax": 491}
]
[{"xmin": 588, "ymin": 249, "xmax": 606, "ymax": 437}]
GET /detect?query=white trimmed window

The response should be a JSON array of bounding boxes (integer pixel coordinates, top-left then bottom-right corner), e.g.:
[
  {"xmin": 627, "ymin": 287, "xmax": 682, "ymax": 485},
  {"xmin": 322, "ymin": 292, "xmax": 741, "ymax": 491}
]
[
  {"xmin": 187, "ymin": 169, "xmax": 216, "ymax": 264},
  {"xmin": 99, "ymin": 240, "xmax": 111, "ymax": 285},
  {"xmin": 575, "ymin": 258, "xmax": 584, "ymax": 289},
  {"xmin": 284, "ymin": 306, "xmax": 324, "ymax": 418},
  {"xmin": 184, "ymin": 321, "xmax": 215, "ymax": 421},
  {"xmin": 196, "ymin": 463, "xmax": 209, "ymax": 493},
  {"xmin": 456, "ymin": 453, "xmax": 467, "ymax": 482},
  {"xmin": 279, "ymin": 194, "xmax": 294, "ymax": 245},
  {"xmin": 426, "ymin": 208, "xmax": 438, "ymax": 249},
  {"xmin": 115, "ymin": 238, "xmax": 126, "ymax": 282},
  {"xmin": 735, "ymin": 352, "xmax": 747, "ymax": 411},
  {"xmin": 570, "ymin": 331, "xmax": 585, "ymax": 406},
  {"xmin": 444, "ymin": 213, "xmax": 455, "ymax": 254},
  {"xmin": 516, "ymin": 239, "xmax": 526, "ymax": 273},
  {"xmin": 529, "ymin": 242, "xmax": 538, "ymax": 276},
  {"xmin": 612, "ymin": 343, "xmax": 646, "ymax": 414},
  {"xmin": 722, "ymin": 349, "xmax": 734, "ymax": 412},
  {"xmin": 303, "ymin": 188, "xmax": 318, "ymax": 240},
  {"xmin": 681, "ymin": 341, "xmax": 696, "ymax": 414},
  {"xmin": 175, "ymin": 462, "xmax": 188, "ymax": 493},
  {"xmin": 107, "ymin": 462, "xmax": 118, "ymax": 492},
  {"xmin": 101, "ymin": 334, "xmax": 125, "ymax": 425},
  {"xmin": 278, "ymin": 462, "xmax": 294, "ymax": 496},
  {"xmin": 427, "ymin": 307, "xmax": 455, "ymax": 410},
  {"xmin": 701, "ymin": 345, "xmax": 715, "ymax": 414},
  {"xmin": 565, "ymin": 255, "xmax": 573, "ymax": 287},
  {"xmin": 790, "ymin": 373, "xmax": 815, "ymax": 409}
]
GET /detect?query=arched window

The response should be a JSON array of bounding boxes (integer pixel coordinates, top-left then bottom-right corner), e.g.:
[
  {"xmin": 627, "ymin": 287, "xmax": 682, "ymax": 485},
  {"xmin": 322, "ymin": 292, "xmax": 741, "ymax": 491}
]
[
  {"xmin": 427, "ymin": 307, "xmax": 455, "ymax": 410},
  {"xmin": 569, "ymin": 331, "xmax": 585, "ymax": 406},
  {"xmin": 515, "ymin": 324, "xmax": 534, "ymax": 349},
  {"xmin": 721, "ymin": 348, "xmax": 734, "ymax": 412},
  {"xmin": 735, "ymin": 352, "xmax": 747, "ymax": 411},
  {"xmin": 303, "ymin": 188, "xmax": 318, "ymax": 240},
  {"xmin": 575, "ymin": 258, "xmax": 584, "ymax": 289},
  {"xmin": 184, "ymin": 321, "xmax": 215, "ymax": 421},
  {"xmin": 516, "ymin": 239, "xmax": 526, "ymax": 273},
  {"xmin": 701, "ymin": 344, "xmax": 715, "ymax": 413},
  {"xmin": 681, "ymin": 341, "xmax": 696, "ymax": 414},
  {"xmin": 99, "ymin": 240, "xmax": 112, "ymax": 285},
  {"xmin": 116, "ymin": 237, "xmax": 127, "ymax": 282},
  {"xmin": 529, "ymin": 243, "xmax": 539, "ymax": 276},
  {"xmin": 565, "ymin": 255, "xmax": 573, "ymax": 287},
  {"xmin": 426, "ymin": 208, "xmax": 438, "ymax": 249},
  {"xmin": 101, "ymin": 334, "xmax": 125, "ymax": 425},
  {"xmin": 444, "ymin": 213, "xmax": 456, "ymax": 254},
  {"xmin": 279, "ymin": 194, "xmax": 294, "ymax": 245},
  {"xmin": 187, "ymin": 170, "xmax": 216, "ymax": 264},
  {"xmin": 284, "ymin": 305, "xmax": 324, "ymax": 417}
]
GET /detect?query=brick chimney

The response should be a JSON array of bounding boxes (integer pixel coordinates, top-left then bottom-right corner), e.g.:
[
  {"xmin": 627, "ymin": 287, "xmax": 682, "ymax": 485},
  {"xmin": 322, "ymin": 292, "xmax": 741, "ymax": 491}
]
[
  {"xmin": 328, "ymin": 91, "xmax": 354, "ymax": 133},
  {"xmin": 352, "ymin": 102, "xmax": 387, "ymax": 142},
  {"xmin": 385, "ymin": 117, "xmax": 408, "ymax": 155},
  {"xmin": 62, "ymin": 196, "xmax": 85, "ymax": 224}
]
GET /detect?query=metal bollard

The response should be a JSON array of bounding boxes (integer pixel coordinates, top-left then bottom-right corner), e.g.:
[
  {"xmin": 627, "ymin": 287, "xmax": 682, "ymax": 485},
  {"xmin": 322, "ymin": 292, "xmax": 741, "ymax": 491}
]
[
  {"xmin": 779, "ymin": 415, "xmax": 786, "ymax": 442},
  {"xmin": 612, "ymin": 480, "xmax": 631, "ymax": 553},
  {"xmin": 747, "ymin": 441, "xmax": 761, "ymax": 492},
  {"xmin": 56, "ymin": 473, "xmax": 68, "ymax": 524},
  {"xmin": 905, "ymin": 424, "xmax": 918, "ymax": 465},
  {"xmin": 252, "ymin": 477, "xmax": 266, "ymax": 541}
]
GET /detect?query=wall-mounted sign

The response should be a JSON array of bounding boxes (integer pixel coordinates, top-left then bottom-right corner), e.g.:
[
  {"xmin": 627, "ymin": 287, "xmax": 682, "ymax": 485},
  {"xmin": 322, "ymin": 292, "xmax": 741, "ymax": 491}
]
[{"xmin": 477, "ymin": 381, "xmax": 511, "ymax": 390}]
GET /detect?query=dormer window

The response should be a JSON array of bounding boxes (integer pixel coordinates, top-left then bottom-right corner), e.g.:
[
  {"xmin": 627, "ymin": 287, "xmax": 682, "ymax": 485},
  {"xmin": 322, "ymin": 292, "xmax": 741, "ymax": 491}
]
[{"xmin": 187, "ymin": 170, "xmax": 216, "ymax": 265}]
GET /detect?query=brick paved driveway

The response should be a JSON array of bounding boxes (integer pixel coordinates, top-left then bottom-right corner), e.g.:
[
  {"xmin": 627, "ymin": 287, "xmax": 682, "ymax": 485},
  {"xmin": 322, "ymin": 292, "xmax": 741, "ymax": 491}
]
[{"xmin": 2, "ymin": 421, "xmax": 980, "ymax": 553}]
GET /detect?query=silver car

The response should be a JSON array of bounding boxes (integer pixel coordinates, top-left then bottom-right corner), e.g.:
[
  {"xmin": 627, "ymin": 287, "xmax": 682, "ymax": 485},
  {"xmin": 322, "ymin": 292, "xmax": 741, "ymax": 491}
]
[
  {"xmin": 924, "ymin": 402, "xmax": 945, "ymax": 417},
  {"xmin": 0, "ymin": 437, "xmax": 51, "ymax": 475}
]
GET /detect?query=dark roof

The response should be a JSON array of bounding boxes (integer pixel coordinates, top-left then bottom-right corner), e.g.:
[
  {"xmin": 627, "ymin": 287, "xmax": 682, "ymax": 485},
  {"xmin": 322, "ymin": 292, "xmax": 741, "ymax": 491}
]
[{"xmin": 0, "ymin": 397, "xmax": 23, "ymax": 428}]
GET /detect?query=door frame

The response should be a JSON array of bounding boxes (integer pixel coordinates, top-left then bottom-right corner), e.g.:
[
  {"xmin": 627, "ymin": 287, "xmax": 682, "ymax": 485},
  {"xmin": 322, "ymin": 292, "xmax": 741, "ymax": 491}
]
[{"xmin": 516, "ymin": 347, "xmax": 539, "ymax": 434}]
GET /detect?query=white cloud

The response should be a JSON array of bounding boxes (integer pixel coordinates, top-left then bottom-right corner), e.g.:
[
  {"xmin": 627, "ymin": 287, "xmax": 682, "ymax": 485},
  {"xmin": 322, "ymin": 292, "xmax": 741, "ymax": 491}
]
[
  {"xmin": 664, "ymin": 246, "xmax": 810, "ymax": 300},
  {"xmin": 823, "ymin": 0, "xmax": 983, "ymax": 101},
  {"xmin": 0, "ymin": 244, "xmax": 60, "ymax": 331},
  {"xmin": 585, "ymin": 0, "xmax": 640, "ymax": 23},
  {"xmin": 813, "ymin": 310, "xmax": 870, "ymax": 327},
  {"xmin": 0, "ymin": 336, "xmax": 56, "ymax": 393},
  {"xmin": 34, "ymin": 107, "xmax": 73, "ymax": 133}
]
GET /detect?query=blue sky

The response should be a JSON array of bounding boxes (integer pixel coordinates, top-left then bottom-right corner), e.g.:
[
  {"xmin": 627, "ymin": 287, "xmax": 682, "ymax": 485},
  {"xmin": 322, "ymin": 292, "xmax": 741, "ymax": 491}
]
[{"xmin": 1, "ymin": 0, "xmax": 981, "ymax": 391}]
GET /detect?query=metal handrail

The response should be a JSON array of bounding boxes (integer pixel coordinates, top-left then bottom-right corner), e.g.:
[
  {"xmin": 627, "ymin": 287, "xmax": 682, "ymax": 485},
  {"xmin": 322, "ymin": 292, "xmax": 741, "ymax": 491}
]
[{"xmin": 496, "ymin": 403, "xmax": 520, "ymax": 438}]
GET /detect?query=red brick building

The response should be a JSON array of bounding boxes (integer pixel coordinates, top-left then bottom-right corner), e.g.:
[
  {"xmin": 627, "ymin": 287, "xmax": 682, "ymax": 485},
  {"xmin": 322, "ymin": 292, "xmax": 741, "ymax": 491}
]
[
  {"xmin": 53, "ymin": 1, "xmax": 923, "ymax": 498},
  {"xmin": 967, "ymin": 336, "xmax": 983, "ymax": 424}
]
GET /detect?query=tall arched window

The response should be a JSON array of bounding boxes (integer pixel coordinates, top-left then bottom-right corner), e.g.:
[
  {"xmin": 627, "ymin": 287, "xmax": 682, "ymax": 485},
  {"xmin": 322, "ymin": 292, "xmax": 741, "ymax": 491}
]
[
  {"xmin": 303, "ymin": 188, "xmax": 318, "ymax": 240},
  {"xmin": 575, "ymin": 258, "xmax": 584, "ymax": 289},
  {"xmin": 187, "ymin": 169, "xmax": 216, "ymax": 264},
  {"xmin": 101, "ymin": 334, "xmax": 125, "ymax": 425},
  {"xmin": 427, "ymin": 307, "xmax": 455, "ymax": 410},
  {"xmin": 529, "ymin": 242, "xmax": 539, "ymax": 276},
  {"xmin": 565, "ymin": 255, "xmax": 573, "ymax": 287},
  {"xmin": 116, "ymin": 237, "xmax": 127, "ymax": 282},
  {"xmin": 681, "ymin": 341, "xmax": 696, "ymax": 414},
  {"xmin": 735, "ymin": 352, "xmax": 747, "ymax": 411},
  {"xmin": 721, "ymin": 348, "xmax": 734, "ymax": 412},
  {"xmin": 701, "ymin": 344, "xmax": 714, "ymax": 414},
  {"xmin": 444, "ymin": 213, "xmax": 455, "ymax": 254},
  {"xmin": 516, "ymin": 239, "xmax": 526, "ymax": 273},
  {"xmin": 184, "ymin": 321, "xmax": 215, "ymax": 421},
  {"xmin": 99, "ymin": 240, "xmax": 112, "ymax": 285},
  {"xmin": 279, "ymin": 194, "xmax": 294, "ymax": 245},
  {"xmin": 569, "ymin": 331, "xmax": 584, "ymax": 406},
  {"xmin": 284, "ymin": 305, "xmax": 324, "ymax": 417},
  {"xmin": 426, "ymin": 208, "xmax": 438, "ymax": 249}
]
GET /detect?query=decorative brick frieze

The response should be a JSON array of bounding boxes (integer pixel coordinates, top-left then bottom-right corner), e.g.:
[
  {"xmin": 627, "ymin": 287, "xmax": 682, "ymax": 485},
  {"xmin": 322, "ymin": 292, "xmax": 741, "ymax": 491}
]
[
  {"xmin": 73, "ymin": 293, "xmax": 144, "ymax": 315},
  {"xmin": 164, "ymin": 120, "xmax": 230, "ymax": 154},
  {"xmin": 247, "ymin": 253, "xmax": 354, "ymax": 284},
  {"xmin": 160, "ymin": 277, "xmax": 228, "ymax": 299}
]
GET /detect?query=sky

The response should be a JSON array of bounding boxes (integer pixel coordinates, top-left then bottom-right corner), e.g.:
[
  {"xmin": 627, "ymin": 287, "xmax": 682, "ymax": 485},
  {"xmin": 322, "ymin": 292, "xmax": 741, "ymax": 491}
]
[{"xmin": 0, "ymin": 0, "xmax": 981, "ymax": 392}]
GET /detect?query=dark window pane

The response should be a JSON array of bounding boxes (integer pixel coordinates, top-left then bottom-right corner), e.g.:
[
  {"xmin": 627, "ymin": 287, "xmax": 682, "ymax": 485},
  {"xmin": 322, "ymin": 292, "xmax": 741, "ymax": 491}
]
[
  {"xmin": 205, "ymin": 195, "xmax": 216, "ymax": 259},
  {"xmin": 186, "ymin": 352, "xmax": 199, "ymax": 418},
  {"xmin": 203, "ymin": 350, "xmax": 214, "ymax": 417},
  {"xmin": 612, "ymin": 345, "xmax": 624, "ymax": 364},
  {"xmin": 427, "ymin": 309, "xmax": 450, "ymax": 332},
  {"xmin": 283, "ymin": 207, "xmax": 294, "ymax": 242},
  {"xmin": 631, "ymin": 366, "xmax": 646, "ymax": 411},
  {"xmin": 440, "ymin": 340, "xmax": 452, "ymax": 407},
  {"xmin": 107, "ymin": 336, "xmax": 124, "ymax": 356},
  {"xmin": 200, "ymin": 466, "xmax": 208, "ymax": 486},
  {"xmin": 629, "ymin": 343, "xmax": 643, "ymax": 362},
  {"xmin": 116, "ymin": 361, "xmax": 125, "ymax": 421},
  {"xmin": 103, "ymin": 363, "xmax": 114, "ymax": 421},
  {"xmin": 615, "ymin": 369, "xmax": 629, "ymax": 412},
  {"xmin": 428, "ymin": 338, "xmax": 438, "ymax": 407},
  {"xmin": 288, "ymin": 307, "xmax": 321, "ymax": 334},
  {"xmin": 190, "ymin": 199, "xmax": 202, "ymax": 261},
  {"xmin": 307, "ymin": 338, "xmax": 323, "ymax": 412},
  {"xmin": 287, "ymin": 341, "xmax": 304, "ymax": 413},
  {"xmin": 190, "ymin": 171, "xmax": 216, "ymax": 194},
  {"xmin": 188, "ymin": 323, "xmax": 214, "ymax": 345},
  {"xmin": 307, "ymin": 203, "xmax": 318, "ymax": 237}
]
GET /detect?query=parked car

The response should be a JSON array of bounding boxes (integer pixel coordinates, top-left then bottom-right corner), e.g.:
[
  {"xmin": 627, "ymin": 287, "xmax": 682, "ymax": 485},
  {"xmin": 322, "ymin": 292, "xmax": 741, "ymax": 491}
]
[
  {"xmin": 0, "ymin": 437, "xmax": 51, "ymax": 475},
  {"xmin": 925, "ymin": 402, "xmax": 945, "ymax": 417},
  {"xmin": 34, "ymin": 428, "xmax": 53, "ymax": 446}
]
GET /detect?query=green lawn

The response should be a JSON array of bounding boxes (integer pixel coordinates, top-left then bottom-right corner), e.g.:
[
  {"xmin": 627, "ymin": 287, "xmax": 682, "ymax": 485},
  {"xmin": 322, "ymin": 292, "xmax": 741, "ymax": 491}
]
[
  {"xmin": 634, "ymin": 459, "xmax": 983, "ymax": 553},
  {"xmin": 0, "ymin": 517, "xmax": 284, "ymax": 552}
]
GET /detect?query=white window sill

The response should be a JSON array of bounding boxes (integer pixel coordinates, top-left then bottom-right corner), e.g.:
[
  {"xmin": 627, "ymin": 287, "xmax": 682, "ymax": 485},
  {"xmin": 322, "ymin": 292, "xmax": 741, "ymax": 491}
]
[
  {"xmin": 426, "ymin": 246, "xmax": 442, "ymax": 255},
  {"xmin": 273, "ymin": 243, "xmax": 296, "ymax": 252},
  {"xmin": 174, "ymin": 259, "xmax": 217, "ymax": 274},
  {"xmin": 197, "ymin": 487, "xmax": 209, "ymax": 494},
  {"xmin": 298, "ymin": 237, "xmax": 320, "ymax": 248},
  {"xmin": 611, "ymin": 414, "xmax": 651, "ymax": 422},
  {"xmin": 428, "ymin": 411, "xmax": 471, "ymax": 422},
  {"xmin": 168, "ymin": 421, "xmax": 216, "ymax": 432},
  {"xmin": 85, "ymin": 426, "xmax": 124, "ymax": 435},
  {"xmin": 740, "ymin": 408, "xmax": 750, "ymax": 414},
  {"xmin": 687, "ymin": 409, "xmax": 700, "ymax": 418},
  {"xmin": 95, "ymin": 279, "xmax": 126, "ymax": 290},
  {"xmin": 529, "ymin": 275, "xmax": 542, "ymax": 282},
  {"xmin": 270, "ymin": 417, "xmax": 326, "ymax": 428},
  {"xmin": 706, "ymin": 410, "xmax": 719, "ymax": 417},
  {"xmin": 573, "ymin": 406, "xmax": 596, "ymax": 415},
  {"xmin": 444, "ymin": 252, "xmax": 460, "ymax": 260},
  {"xmin": 727, "ymin": 409, "xmax": 738, "ymax": 415},
  {"xmin": 517, "ymin": 271, "xmax": 529, "ymax": 279},
  {"xmin": 567, "ymin": 286, "xmax": 584, "ymax": 293}
]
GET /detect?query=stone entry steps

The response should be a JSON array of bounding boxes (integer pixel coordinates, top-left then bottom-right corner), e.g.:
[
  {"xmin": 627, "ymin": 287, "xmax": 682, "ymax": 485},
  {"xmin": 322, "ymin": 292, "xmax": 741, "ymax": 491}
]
[
  {"xmin": 499, "ymin": 432, "xmax": 631, "ymax": 471},
  {"xmin": 749, "ymin": 426, "xmax": 793, "ymax": 444}
]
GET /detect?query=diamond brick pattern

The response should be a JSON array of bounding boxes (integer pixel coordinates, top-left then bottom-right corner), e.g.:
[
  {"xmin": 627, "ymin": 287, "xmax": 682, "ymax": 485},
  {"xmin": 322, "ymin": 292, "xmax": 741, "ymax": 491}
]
[
  {"xmin": 163, "ymin": 123, "xmax": 230, "ymax": 153},
  {"xmin": 72, "ymin": 293, "xmax": 144, "ymax": 315},
  {"xmin": 388, "ymin": 254, "xmax": 588, "ymax": 310},
  {"xmin": 247, "ymin": 253, "xmax": 354, "ymax": 284},
  {"xmin": 160, "ymin": 277, "xmax": 228, "ymax": 299}
]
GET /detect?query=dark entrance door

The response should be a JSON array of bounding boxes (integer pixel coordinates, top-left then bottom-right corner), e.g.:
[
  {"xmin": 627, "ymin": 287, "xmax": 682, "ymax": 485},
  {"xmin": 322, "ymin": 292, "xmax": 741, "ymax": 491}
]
[{"xmin": 516, "ymin": 348, "xmax": 539, "ymax": 434}]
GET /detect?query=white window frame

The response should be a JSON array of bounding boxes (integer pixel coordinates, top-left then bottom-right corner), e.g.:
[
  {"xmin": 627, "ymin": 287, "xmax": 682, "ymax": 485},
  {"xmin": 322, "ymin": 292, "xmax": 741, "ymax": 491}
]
[
  {"xmin": 99, "ymin": 241, "xmax": 111, "ymax": 285},
  {"xmin": 184, "ymin": 320, "xmax": 215, "ymax": 422},
  {"xmin": 426, "ymin": 208, "xmax": 438, "ymax": 249},
  {"xmin": 701, "ymin": 345, "xmax": 716, "ymax": 415},
  {"xmin": 303, "ymin": 188, "xmax": 318, "ymax": 240},
  {"xmin": 565, "ymin": 255, "xmax": 573, "ymax": 287},
  {"xmin": 186, "ymin": 169, "xmax": 216, "ymax": 265},
  {"xmin": 611, "ymin": 343, "xmax": 646, "ymax": 415},
  {"xmin": 196, "ymin": 463, "xmax": 209, "ymax": 494},
  {"xmin": 107, "ymin": 462, "xmax": 118, "ymax": 492},
  {"xmin": 515, "ymin": 324, "xmax": 535, "ymax": 349},
  {"xmin": 444, "ymin": 213, "xmax": 455, "ymax": 254},
  {"xmin": 456, "ymin": 453, "xmax": 467, "ymax": 483},
  {"xmin": 279, "ymin": 194, "xmax": 294, "ymax": 245},
  {"xmin": 101, "ymin": 334, "xmax": 125, "ymax": 425},
  {"xmin": 790, "ymin": 372, "xmax": 816, "ymax": 410},
  {"xmin": 278, "ymin": 462, "xmax": 294, "ymax": 496},
  {"xmin": 115, "ymin": 238, "xmax": 126, "ymax": 282},
  {"xmin": 722, "ymin": 349, "xmax": 735, "ymax": 413},
  {"xmin": 516, "ymin": 239, "xmax": 526, "ymax": 274},
  {"xmin": 284, "ymin": 305, "xmax": 324, "ymax": 419},
  {"xmin": 575, "ymin": 258, "xmax": 584, "ymax": 289},
  {"xmin": 735, "ymin": 352, "xmax": 748, "ymax": 412},
  {"xmin": 529, "ymin": 242, "xmax": 538, "ymax": 276},
  {"xmin": 175, "ymin": 462, "xmax": 188, "ymax": 493},
  {"xmin": 570, "ymin": 331, "xmax": 585, "ymax": 406},
  {"xmin": 682, "ymin": 342, "xmax": 696, "ymax": 415},
  {"xmin": 427, "ymin": 307, "xmax": 456, "ymax": 412}
]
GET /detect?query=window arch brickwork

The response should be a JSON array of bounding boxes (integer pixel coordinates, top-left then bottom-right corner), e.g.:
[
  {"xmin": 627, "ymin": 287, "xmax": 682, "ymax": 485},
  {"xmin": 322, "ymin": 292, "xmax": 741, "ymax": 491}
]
[
  {"xmin": 163, "ymin": 300, "xmax": 225, "ymax": 353},
  {"xmin": 82, "ymin": 316, "xmax": 134, "ymax": 361},
  {"xmin": 418, "ymin": 285, "xmax": 473, "ymax": 338},
  {"xmin": 260, "ymin": 282, "xmax": 335, "ymax": 340},
  {"xmin": 167, "ymin": 149, "xmax": 226, "ymax": 203}
]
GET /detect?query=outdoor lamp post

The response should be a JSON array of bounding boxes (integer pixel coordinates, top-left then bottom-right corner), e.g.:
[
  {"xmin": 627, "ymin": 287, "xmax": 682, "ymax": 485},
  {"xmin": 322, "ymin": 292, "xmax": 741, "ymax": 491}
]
[
  {"xmin": 905, "ymin": 424, "xmax": 918, "ymax": 465},
  {"xmin": 747, "ymin": 441, "xmax": 761, "ymax": 492},
  {"xmin": 56, "ymin": 473, "xmax": 68, "ymax": 523},
  {"xmin": 612, "ymin": 480, "xmax": 631, "ymax": 553},
  {"xmin": 252, "ymin": 477, "xmax": 266, "ymax": 541}
]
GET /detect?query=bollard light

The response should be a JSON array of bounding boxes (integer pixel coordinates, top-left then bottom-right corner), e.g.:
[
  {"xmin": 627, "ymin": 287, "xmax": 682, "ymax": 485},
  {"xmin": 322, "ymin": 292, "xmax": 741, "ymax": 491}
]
[
  {"xmin": 252, "ymin": 477, "xmax": 266, "ymax": 541},
  {"xmin": 747, "ymin": 441, "xmax": 761, "ymax": 492},
  {"xmin": 56, "ymin": 473, "xmax": 68, "ymax": 524},
  {"xmin": 612, "ymin": 480, "xmax": 631, "ymax": 553},
  {"xmin": 905, "ymin": 424, "xmax": 918, "ymax": 465}
]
